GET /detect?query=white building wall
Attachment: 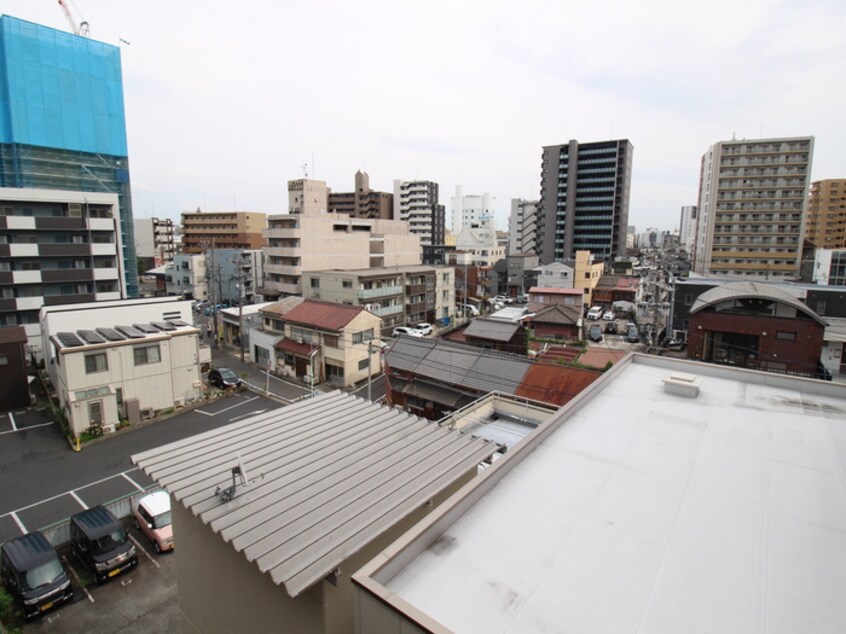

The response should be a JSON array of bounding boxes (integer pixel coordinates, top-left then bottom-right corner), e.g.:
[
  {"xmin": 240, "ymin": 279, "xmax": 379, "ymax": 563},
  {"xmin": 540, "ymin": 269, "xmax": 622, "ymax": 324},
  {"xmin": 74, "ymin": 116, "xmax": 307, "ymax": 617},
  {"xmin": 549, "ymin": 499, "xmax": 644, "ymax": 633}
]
[{"xmin": 452, "ymin": 186, "xmax": 495, "ymax": 235}]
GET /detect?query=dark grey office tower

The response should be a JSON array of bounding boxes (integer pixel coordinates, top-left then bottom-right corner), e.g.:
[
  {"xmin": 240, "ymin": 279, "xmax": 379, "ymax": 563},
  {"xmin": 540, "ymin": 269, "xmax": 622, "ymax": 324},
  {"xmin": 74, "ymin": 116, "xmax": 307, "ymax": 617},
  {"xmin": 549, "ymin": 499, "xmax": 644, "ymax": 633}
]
[{"xmin": 536, "ymin": 139, "xmax": 633, "ymax": 264}]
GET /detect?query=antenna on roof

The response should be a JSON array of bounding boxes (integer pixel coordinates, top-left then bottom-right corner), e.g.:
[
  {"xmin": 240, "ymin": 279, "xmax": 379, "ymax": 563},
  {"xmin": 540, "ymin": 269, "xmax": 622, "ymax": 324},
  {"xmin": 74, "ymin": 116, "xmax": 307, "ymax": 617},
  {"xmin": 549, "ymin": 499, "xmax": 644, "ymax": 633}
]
[{"xmin": 215, "ymin": 453, "xmax": 251, "ymax": 503}]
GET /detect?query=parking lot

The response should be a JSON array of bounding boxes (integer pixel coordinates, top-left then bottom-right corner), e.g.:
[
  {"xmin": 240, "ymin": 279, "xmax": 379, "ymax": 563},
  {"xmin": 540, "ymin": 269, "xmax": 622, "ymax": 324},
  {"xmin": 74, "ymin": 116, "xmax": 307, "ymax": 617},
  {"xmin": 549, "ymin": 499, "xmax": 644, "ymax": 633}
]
[{"xmin": 1, "ymin": 393, "xmax": 283, "ymax": 631}]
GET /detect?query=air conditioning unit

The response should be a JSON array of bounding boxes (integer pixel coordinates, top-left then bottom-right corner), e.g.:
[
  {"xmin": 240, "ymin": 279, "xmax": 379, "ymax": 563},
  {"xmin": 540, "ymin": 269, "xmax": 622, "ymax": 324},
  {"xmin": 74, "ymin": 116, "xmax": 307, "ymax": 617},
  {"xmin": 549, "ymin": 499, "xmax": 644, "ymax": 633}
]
[
  {"xmin": 174, "ymin": 398, "xmax": 185, "ymax": 408},
  {"xmin": 103, "ymin": 424, "xmax": 116, "ymax": 434},
  {"xmin": 140, "ymin": 407, "xmax": 155, "ymax": 420},
  {"xmin": 296, "ymin": 338, "xmax": 303, "ymax": 344}
]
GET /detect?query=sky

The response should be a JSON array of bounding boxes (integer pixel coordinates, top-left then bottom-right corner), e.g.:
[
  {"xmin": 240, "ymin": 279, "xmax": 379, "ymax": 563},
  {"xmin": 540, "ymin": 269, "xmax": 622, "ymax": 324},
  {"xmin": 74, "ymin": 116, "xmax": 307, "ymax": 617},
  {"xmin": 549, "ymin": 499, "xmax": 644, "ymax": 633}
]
[{"xmin": 2, "ymin": 0, "xmax": 844, "ymax": 233}]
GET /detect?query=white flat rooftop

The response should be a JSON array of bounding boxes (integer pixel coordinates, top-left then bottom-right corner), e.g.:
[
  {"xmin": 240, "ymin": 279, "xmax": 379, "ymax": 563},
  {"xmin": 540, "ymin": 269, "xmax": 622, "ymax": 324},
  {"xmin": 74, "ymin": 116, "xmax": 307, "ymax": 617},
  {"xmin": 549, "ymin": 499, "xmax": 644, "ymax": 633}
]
[{"xmin": 378, "ymin": 356, "xmax": 846, "ymax": 633}]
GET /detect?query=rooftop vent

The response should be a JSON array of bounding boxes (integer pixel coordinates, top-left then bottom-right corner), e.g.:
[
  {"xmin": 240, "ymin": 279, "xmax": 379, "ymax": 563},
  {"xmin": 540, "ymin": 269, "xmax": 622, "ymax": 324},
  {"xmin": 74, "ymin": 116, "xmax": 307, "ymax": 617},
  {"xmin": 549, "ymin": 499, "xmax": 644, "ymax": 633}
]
[{"xmin": 662, "ymin": 372, "xmax": 701, "ymax": 398}]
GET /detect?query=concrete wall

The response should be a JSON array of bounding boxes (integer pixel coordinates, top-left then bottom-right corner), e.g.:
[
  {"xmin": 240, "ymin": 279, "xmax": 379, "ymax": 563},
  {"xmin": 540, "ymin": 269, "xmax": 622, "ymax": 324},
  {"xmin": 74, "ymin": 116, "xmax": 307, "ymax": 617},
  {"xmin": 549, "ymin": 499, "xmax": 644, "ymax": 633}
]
[{"xmin": 175, "ymin": 469, "xmax": 477, "ymax": 634}]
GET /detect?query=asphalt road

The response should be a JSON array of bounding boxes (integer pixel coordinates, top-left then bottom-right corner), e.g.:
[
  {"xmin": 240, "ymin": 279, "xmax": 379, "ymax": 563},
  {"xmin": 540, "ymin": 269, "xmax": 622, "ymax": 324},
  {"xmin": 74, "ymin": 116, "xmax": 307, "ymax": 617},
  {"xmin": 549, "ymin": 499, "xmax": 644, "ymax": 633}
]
[{"xmin": 0, "ymin": 394, "xmax": 283, "ymax": 538}]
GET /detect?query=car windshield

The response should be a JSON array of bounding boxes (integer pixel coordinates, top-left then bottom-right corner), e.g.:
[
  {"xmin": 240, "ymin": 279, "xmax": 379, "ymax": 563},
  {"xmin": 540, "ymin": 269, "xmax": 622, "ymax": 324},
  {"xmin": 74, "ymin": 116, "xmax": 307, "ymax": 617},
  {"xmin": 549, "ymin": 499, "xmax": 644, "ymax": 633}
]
[
  {"xmin": 91, "ymin": 528, "xmax": 127, "ymax": 556},
  {"xmin": 23, "ymin": 559, "xmax": 64, "ymax": 591},
  {"xmin": 153, "ymin": 511, "xmax": 172, "ymax": 529},
  {"xmin": 219, "ymin": 369, "xmax": 237, "ymax": 380}
]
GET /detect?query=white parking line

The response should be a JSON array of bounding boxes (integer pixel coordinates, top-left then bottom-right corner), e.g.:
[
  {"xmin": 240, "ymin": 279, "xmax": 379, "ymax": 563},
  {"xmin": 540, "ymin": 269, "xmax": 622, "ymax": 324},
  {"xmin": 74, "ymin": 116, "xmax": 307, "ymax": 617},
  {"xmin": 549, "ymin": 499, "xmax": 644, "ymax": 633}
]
[
  {"xmin": 0, "ymin": 421, "xmax": 53, "ymax": 435},
  {"xmin": 63, "ymin": 557, "xmax": 95, "ymax": 603},
  {"xmin": 69, "ymin": 490, "xmax": 89, "ymax": 510},
  {"xmin": 0, "ymin": 468, "xmax": 145, "ymax": 518},
  {"xmin": 8, "ymin": 412, "xmax": 16, "ymax": 431},
  {"xmin": 128, "ymin": 534, "xmax": 160, "ymax": 569},
  {"xmin": 10, "ymin": 511, "xmax": 26, "ymax": 533},
  {"xmin": 122, "ymin": 472, "xmax": 146, "ymax": 492},
  {"xmin": 195, "ymin": 395, "xmax": 260, "ymax": 417}
]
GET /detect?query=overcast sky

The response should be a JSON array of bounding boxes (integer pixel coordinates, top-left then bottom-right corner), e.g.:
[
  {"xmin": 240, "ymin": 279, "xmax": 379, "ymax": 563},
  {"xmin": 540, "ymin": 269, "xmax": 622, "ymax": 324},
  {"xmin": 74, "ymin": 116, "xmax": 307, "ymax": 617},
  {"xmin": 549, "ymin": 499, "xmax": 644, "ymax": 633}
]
[{"xmin": 2, "ymin": 0, "xmax": 844, "ymax": 233}]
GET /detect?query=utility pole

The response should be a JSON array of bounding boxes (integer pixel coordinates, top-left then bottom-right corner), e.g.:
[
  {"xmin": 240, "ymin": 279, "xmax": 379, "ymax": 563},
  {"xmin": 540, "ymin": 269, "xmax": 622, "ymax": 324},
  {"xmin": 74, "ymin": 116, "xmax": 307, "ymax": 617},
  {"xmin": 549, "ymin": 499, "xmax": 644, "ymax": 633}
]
[{"xmin": 367, "ymin": 339, "xmax": 373, "ymax": 402}]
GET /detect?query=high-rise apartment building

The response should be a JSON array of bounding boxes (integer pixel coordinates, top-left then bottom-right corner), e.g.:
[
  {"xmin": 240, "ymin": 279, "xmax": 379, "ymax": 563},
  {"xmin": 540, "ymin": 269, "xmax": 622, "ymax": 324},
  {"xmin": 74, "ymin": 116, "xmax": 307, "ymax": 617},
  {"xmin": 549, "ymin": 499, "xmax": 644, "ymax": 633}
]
[
  {"xmin": 392, "ymin": 180, "xmax": 445, "ymax": 247},
  {"xmin": 451, "ymin": 187, "xmax": 495, "ymax": 235},
  {"xmin": 805, "ymin": 179, "xmax": 846, "ymax": 249},
  {"xmin": 692, "ymin": 136, "xmax": 813, "ymax": 279},
  {"xmin": 509, "ymin": 199, "xmax": 538, "ymax": 255},
  {"xmin": 328, "ymin": 171, "xmax": 393, "ymax": 220},
  {"xmin": 0, "ymin": 16, "xmax": 138, "ymax": 296},
  {"xmin": 537, "ymin": 139, "xmax": 633, "ymax": 264},
  {"xmin": 678, "ymin": 205, "xmax": 697, "ymax": 251},
  {"xmin": 180, "ymin": 211, "xmax": 267, "ymax": 253},
  {"xmin": 0, "ymin": 188, "xmax": 125, "ymax": 356}
]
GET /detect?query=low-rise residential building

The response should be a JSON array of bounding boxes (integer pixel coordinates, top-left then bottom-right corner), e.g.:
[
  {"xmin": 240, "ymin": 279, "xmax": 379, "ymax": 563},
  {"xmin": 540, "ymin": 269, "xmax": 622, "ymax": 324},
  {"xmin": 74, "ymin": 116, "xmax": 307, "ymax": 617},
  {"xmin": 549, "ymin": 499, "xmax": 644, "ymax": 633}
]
[
  {"xmin": 385, "ymin": 338, "xmax": 600, "ymax": 419},
  {"xmin": 526, "ymin": 303, "xmax": 582, "ymax": 341},
  {"xmin": 0, "ymin": 188, "xmax": 126, "ymax": 356},
  {"xmin": 131, "ymin": 392, "xmax": 496, "ymax": 634},
  {"xmin": 592, "ymin": 274, "xmax": 640, "ymax": 306},
  {"xmin": 302, "ymin": 265, "xmax": 455, "ymax": 333},
  {"xmin": 505, "ymin": 253, "xmax": 540, "ymax": 297},
  {"xmin": 133, "ymin": 217, "xmax": 176, "ymax": 270},
  {"xmin": 527, "ymin": 286, "xmax": 584, "ymax": 316},
  {"xmin": 687, "ymin": 282, "xmax": 827, "ymax": 379},
  {"xmin": 47, "ymin": 319, "xmax": 205, "ymax": 436},
  {"xmin": 354, "ymin": 354, "xmax": 846, "ymax": 633},
  {"xmin": 165, "ymin": 254, "xmax": 207, "ymax": 300},
  {"xmin": 250, "ymin": 299, "xmax": 381, "ymax": 388},
  {"xmin": 573, "ymin": 250, "xmax": 605, "ymax": 305},
  {"xmin": 812, "ymin": 248, "xmax": 846, "ymax": 286},
  {"xmin": 462, "ymin": 318, "xmax": 527, "ymax": 355},
  {"xmin": 531, "ymin": 261, "xmax": 575, "ymax": 290}
]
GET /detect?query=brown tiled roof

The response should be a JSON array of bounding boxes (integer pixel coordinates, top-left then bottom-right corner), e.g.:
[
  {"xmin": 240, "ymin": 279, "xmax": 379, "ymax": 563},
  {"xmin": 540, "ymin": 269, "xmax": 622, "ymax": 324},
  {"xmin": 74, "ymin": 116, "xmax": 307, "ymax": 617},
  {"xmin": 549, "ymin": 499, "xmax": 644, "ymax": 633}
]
[
  {"xmin": 275, "ymin": 338, "xmax": 314, "ymax": 355},
  {"xmin": 282, "ymin": 300, "xmax": 366, "ymax": 331},
  {"xmin": 531, "ymin": 303, "xmax": 581, "ymax": 325},
  {"xmin": 514, "ymin": 363, "xmax": 600, "ymax": 406}
]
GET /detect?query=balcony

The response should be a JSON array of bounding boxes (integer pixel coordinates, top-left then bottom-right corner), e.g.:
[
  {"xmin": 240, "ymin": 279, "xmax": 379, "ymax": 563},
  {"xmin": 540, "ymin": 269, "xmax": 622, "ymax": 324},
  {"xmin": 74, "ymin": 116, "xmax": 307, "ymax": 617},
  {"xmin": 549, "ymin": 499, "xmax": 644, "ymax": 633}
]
[
  {"xmin": 12, "ymin": 270, "xmax": 41, "ymax": 284},
  {"xmin": 264, "ymin": 263, "xmax": 301, "ymax": 276},
  {"xmin": 265, "ymin": 226, "xmax": 299, "ymax": 239},
  {"xmin": 358, "ymin": 285, "xmax": 403, "ymax": 300},
  {"xmin": 371, "ymin": 304, "xmax": 404, "ymax": 317},
  {"xmin": 94, "ymin": 267, "xmax": 120, "ymax": 280}
]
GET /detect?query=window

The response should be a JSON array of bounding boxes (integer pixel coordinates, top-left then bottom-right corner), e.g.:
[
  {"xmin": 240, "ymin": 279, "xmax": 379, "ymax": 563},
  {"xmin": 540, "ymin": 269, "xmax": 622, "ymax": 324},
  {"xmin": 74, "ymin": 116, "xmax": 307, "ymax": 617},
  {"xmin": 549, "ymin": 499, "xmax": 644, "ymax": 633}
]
[
  {"xmin": 85, "ymin": 353, "xmax": 108, "ymax": 373},
  {"xmin": 310, "ymin": 278, "xmax": 320, "ymax": 288},
  {"xmin": 352, "ymin": 329, "xmax": 374, "ymax": 344},
  {"xmin": 0, "ymin": 354, "xmax": 7, "ymax": 366},
  {"xmin": 775, "ymin": 331, "xmax": 796, "ymax": 341},
  {"xmin": 134, "ymin": 344, "xmax": 161, "ymax": 365},
  {"xmin": 324, "ymin": 334, "xmax": 339, "ymax": 348},
  {"xmin": 684, "ymin": 294, "xmax": 693, "ymax": 306},
  {"xmin": 358, "ymin": 358, "xmax": 369, "ymax": 371},
  {"xmin": 88, "ymin": 400, "xmax": 103, "ymax": 426},
  {"xmin": 342, "ymin": 280, "xmax": 352, "ymax": 288}
]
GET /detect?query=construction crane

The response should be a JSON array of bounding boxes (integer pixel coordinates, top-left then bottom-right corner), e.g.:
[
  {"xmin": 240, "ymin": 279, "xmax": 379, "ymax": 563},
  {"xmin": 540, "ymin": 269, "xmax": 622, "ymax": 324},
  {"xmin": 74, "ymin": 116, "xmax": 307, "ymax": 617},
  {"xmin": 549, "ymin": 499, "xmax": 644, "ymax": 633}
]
[{"xmin": 57, "ymin": 0, "xmax": 90, "ymax": 37}]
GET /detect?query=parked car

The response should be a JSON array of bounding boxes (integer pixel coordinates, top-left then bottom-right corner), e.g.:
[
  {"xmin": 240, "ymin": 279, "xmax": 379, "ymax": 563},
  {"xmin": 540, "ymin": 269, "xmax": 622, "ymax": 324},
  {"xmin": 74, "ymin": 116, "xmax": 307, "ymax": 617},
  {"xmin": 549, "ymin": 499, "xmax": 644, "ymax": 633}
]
[
  {"xmin": 208, "ymin": 367, "xmax": 242, "ymax": 389},
  {"xmin": 602, "ymin": 310, "xmax": 616, "ymax": 321},
  {"xmin": 588, "ymin": 324, "xmax": 604, "ymax": 342},
  {"xmin": 1, "ymin": 531, "xmax": 74, "ymax": 620},
  {"xmin": 460, "ymin": 304, "xmax": 480, "ymax": 317},
  {"xmin": 132, "ymin": 491, "xmax": 174, "ymax": 553},
  {"xmin": 193, "ymin": 300, "xmax": 209, "ymax": 313},
  {"xmin": 626, "ymin": 323, "xmax": 640, "ymax": 343},
  {"xmin": 516, "ymin": 294, "xmax": 529, "ymax": 304},
  {"xmin": 493, "ymin": 295, "xmax": 514, "ymax": 305},
  {"xmin": 414, "ymin": 323, "xmax": 433, "ymax": 336},
  {"xmin": 70, "ymin": 506, "xmax": 137, "ymax": 584},
  {"xmin": 392, "ymin": 326, "xmax": 424, "ymax": 338},
  {"xmin": 586, "ymin": 306, "xmax": 603, "ymax": 320},
  {"xmin": 604, "ymin": 321, "xmax": 618, "ymax": 334}
]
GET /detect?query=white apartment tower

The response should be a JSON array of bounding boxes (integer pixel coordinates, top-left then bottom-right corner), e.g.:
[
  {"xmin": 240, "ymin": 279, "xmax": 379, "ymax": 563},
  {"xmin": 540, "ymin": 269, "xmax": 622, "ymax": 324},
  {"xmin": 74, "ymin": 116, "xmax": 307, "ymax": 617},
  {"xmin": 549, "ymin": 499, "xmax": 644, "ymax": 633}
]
[
  {"xmin": 693, "ymin": 136, "xmax": 813, "ymax": 279},
  {"xmin": 451, "ymin": 186, "xmax": 495, "ymax": 235},
  {"xmin": 392, "ymin": 180, "xmax": 445, "ymax": 246},
  {"xmin": 509, "ymin": 199, "xmax": 538, "ymax": 255},
  {"xmin": 678, "ymin": 205, "xmax": 697, "ymax": 252}
]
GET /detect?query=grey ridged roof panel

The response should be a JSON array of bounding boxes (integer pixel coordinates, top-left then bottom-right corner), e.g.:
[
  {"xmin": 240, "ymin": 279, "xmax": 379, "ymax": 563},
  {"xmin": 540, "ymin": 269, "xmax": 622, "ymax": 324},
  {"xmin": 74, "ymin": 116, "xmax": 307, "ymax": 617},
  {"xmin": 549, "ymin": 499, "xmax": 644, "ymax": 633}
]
[
  {"xmin": 463, "ymin": 355, "xmax": 530, "ymax": 394},
  {"xmin": 131, "ymin": 391, "xmax": 495, "ymax": 599},
  {"xmin": 415, "ymin": 345, "xmax": 478, "ymax": 384},
  {"xmin": 386, "ymin": 337, "xmax": 434, "ymax": 372},
  {"xmin": 463, "ymin": 319, "xmax": 520, "ymax": 342}
]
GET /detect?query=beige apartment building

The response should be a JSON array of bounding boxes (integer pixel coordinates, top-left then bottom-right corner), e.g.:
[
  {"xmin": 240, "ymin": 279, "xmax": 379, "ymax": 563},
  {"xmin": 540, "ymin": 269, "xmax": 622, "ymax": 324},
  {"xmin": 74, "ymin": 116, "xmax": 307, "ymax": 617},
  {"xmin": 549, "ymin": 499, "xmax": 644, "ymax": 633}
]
[
  {"xmin": 693, "ymin": 136, "xmax": 814, "ymax": 279},
  {"xmin": 180, "ymin": 210, "xmax": 267, "ymax": 253},
  {"xmin": 805, "ymin": 179, "xmax": 846, "ymax": 249},
  {"xmin": 302, "ymin": 265, "xmax": 456, "ymax": 334},
  {"xmin": 573, "ymin": 250, "xmax": 605, "ymax": 306},
  {"xmin": 262, "ymin": 214, "xmax": 421, "ymax": 298}
]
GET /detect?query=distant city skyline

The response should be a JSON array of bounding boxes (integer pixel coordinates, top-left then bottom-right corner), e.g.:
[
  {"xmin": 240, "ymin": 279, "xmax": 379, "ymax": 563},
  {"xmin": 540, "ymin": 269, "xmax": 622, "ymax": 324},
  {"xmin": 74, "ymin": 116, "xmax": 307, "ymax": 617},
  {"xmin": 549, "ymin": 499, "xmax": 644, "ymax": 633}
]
[{"xmin": 1, "ymin": 0, "xmax": 843, "ymax": 234}]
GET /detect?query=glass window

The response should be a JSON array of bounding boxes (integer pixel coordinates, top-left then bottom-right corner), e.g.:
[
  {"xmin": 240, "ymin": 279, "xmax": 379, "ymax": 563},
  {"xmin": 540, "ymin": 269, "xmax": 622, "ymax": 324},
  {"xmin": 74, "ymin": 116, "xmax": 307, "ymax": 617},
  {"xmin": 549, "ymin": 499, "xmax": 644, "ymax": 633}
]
[
  {"xmin": 358, "ymin": 358, "xmax": 369, "ymax": 371},
  {"xmin": 85, "ymin": 353, "xmax": 108, "ymax": 373},
  {"xmin": 352, "ymin": 329, "xmax": 374, "ymax": 344},
  {"xmin": 775, "ymin": 331, "xmax": 796, "ymax": 341},
  {"xmin": 88, "ymin": 400, "xmax": 103, "ymax": 425},
  {"xmin": 134, "ymin": 344, "xmax": 161, "ymax": 365}
]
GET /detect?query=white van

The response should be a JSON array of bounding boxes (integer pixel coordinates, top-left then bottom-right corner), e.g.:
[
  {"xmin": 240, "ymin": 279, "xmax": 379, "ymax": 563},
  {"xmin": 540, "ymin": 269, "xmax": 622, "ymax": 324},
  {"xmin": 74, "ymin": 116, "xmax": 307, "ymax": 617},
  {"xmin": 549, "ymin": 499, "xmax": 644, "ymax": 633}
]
[
  {"xmin": 587, "ymin": 306, "xmax": 603, "ymax": 320},
  {"xmin": 461, "ymin": 304, "xmax": 480, "ymax": 317}
]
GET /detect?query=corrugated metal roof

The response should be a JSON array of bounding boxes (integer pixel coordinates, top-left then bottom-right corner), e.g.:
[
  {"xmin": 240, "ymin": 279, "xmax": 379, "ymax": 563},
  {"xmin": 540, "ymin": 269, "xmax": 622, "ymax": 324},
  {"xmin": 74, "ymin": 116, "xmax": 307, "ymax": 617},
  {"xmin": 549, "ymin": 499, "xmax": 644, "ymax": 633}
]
[
  {"xmin": 691, "ymin": 281, "xmax": 827, "ymax": 324},
  {"xmin": 464, "ymin": 319, "xmax": 520, "ymax": 342},
  {"xmin": 531, "ymin": 303, "xmax": 581, "ymax": 325},
  {"xmin": 514, "ymin": 363, "xmax": 601, "ymax": 406},
  {"xmin": 131, "ymin": 392, "xmax": 495, "ymax": 598},
  {"xmin": 386, "ymin": 338, "xmax": 532, "ymax": 397}
]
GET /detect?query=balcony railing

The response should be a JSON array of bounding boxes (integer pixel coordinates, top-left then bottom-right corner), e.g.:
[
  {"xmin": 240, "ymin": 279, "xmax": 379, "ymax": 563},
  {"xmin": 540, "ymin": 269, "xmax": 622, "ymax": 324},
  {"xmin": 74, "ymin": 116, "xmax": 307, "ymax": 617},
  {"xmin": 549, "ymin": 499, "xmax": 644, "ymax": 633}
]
[{"xmin": 358, "ymin": 285, "xmax": 403, "ymax": 299}]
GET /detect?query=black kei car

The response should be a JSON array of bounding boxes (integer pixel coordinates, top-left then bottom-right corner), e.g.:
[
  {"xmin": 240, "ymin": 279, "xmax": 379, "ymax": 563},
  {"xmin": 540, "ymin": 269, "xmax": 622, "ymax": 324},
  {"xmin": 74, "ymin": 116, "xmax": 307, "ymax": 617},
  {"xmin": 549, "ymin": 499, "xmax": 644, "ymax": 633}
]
[
  {"xmin": 1, "ymin": 531, "xmax": 74, "ymax": 619},
  {"xmin": 588, "ymin": 324, "xmax": 604, "ymax": 342},
  {"xmin": 208, "ymin": 367, "xmax": 242, "ymax": 389}
]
